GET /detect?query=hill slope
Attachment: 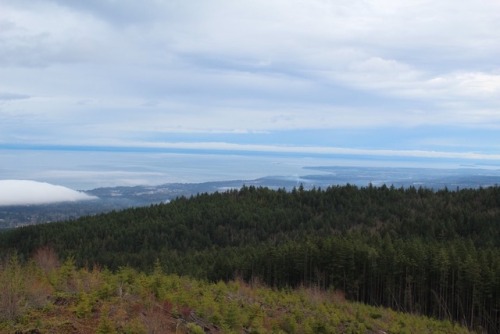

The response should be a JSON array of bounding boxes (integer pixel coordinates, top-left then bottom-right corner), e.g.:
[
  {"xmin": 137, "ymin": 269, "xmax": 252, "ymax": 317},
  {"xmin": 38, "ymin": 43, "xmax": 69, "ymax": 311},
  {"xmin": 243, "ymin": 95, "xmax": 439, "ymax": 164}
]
[
  {"xmin": 0, "ymin": 252, "xmax": 472, "ymax": 334},
  {"xmin": 1, "ymin": 185, "xmax": 500, "ymax": 332}
]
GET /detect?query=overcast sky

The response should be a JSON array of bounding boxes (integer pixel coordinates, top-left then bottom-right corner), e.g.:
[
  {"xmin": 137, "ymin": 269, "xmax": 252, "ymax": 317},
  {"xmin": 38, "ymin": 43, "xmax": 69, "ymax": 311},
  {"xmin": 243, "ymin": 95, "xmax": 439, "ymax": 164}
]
[{"xmin": 1, "ymin": 0, "xmax": 500, "ymax": 161}]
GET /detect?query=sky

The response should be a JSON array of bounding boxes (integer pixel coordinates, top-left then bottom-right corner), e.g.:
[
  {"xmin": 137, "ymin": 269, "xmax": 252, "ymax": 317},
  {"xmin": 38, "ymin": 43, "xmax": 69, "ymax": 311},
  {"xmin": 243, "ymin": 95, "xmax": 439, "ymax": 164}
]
[{"xmin": 1, "ymin": 0, "xmax": 500, "ymax": 187}]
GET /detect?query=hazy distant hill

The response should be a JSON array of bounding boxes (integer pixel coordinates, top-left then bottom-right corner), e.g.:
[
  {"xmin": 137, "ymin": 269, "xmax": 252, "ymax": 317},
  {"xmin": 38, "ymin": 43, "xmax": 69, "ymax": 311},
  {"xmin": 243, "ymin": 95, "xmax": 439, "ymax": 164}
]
[{"xmin": 1, "ymin": 166, "xmax": 499, "ymax": 228}]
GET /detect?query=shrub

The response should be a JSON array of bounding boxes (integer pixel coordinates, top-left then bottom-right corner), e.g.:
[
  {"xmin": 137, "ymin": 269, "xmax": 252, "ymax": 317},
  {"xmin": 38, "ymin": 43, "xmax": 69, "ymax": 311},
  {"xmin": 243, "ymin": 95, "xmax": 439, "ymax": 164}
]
[{"xmin": 186, "ymin": 322, "xmax": 205, "ymax": 334}]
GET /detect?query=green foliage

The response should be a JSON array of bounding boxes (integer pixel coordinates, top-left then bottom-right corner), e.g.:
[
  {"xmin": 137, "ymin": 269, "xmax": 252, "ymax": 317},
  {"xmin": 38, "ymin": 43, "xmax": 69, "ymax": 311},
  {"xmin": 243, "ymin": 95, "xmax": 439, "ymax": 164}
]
[
  {"xmin": 96, "ymin": 307, "xmax": 117, "ymax": 334},
  {"xmin": 186, "ymin": 322, "xmax": 205, "ymax": 334},
  {"xmin": 74, "ymin": 292, "xmax": 93, "ymax": 318},
  {"xmin": 0, "ymin": 255, "xmax": 24, "ymax": 322}
]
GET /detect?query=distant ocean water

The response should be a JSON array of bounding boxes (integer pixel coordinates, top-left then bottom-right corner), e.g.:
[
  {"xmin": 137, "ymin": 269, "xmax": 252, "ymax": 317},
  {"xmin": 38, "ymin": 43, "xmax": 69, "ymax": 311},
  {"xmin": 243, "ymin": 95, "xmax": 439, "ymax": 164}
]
[
  {"xmin": 1, "ymin": 148, "xmax": 498, "ymax": 190},
  {"xmin": 0, "ymin": 149, "xmax": 315, "ymax": 190}
]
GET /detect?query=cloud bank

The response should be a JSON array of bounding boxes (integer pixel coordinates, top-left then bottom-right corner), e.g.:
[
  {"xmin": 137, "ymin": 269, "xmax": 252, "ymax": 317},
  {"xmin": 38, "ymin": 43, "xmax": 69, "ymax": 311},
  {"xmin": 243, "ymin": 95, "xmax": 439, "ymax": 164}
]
[
  {"xmin": 0, "ymin": 0, "xmax": 499, "ymax": 158},
  {"xmin": 0, "ymin": 180, "xmax": 97, "ymax": 206}
]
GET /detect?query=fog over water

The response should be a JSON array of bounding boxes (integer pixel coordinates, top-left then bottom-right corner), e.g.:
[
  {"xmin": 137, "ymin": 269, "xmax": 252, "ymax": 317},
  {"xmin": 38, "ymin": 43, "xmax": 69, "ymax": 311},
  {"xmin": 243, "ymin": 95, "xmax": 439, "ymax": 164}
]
[
  {"xmin": 2, "ymin": 149, "xmax": 497, "ymax": 191},
  {"xmin": 0, "ymin": 180, "xmax": 97, "ymax": 206},
  {"xmin": 1, "ymin": 150, "xmax": 325, "ymax": 190}
]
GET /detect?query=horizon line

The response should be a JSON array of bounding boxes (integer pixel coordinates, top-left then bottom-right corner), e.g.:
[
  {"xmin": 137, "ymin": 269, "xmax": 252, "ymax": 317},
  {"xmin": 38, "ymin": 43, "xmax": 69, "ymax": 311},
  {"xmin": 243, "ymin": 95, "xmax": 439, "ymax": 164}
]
[{"xmin": 1, "ymin": 142, "xmax": 500, "ymax": 163}]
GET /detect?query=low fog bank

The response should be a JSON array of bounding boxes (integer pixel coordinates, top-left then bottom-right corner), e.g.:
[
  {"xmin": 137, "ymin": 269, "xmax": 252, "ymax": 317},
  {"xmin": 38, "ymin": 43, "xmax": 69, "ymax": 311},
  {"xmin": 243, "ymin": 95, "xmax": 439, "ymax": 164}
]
[{"xmin": 0, "ymin": 180, "xmax": 97, "ymax": 206}]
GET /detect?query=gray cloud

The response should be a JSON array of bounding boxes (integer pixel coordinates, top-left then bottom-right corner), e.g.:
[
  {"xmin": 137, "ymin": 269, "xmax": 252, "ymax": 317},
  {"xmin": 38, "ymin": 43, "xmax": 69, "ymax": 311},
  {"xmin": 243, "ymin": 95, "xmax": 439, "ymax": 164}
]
[
  {"xmin": 0, "ymin": 92, "xmax": 30, "ymax": 100},
  {"xmin": 47, "ymin": 0, "xmax": 169, "ymax": 26}
]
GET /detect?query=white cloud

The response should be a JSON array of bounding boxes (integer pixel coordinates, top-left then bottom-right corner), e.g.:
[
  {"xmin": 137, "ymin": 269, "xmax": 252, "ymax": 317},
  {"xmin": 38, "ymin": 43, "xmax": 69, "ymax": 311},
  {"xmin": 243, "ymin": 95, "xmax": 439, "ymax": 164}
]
[
  {"xmin": 0, "ymin": 3, "xmax": 110, "ymax": 68},
  {"xmin": 0, "ymin": 180, "xmax": 97, "ymax": 206}
]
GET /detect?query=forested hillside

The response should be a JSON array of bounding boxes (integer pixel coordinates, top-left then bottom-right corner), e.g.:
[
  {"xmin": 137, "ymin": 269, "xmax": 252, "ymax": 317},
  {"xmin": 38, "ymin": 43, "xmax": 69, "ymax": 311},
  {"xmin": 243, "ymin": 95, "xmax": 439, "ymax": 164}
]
[
  {"xmin": 1, "ymin": 185, "xmax": 500, "ymax": 332},
  {"xmin": 0, "ymin": 252, "xmax": 472, "ymax": 334}
]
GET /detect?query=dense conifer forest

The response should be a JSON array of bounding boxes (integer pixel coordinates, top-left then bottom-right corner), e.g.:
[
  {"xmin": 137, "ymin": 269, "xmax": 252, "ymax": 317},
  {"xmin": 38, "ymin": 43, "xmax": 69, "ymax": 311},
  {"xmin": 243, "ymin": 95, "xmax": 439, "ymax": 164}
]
[{"xmin": 1, "ymin": 185, "xmax": 500, "ymax": 333}]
